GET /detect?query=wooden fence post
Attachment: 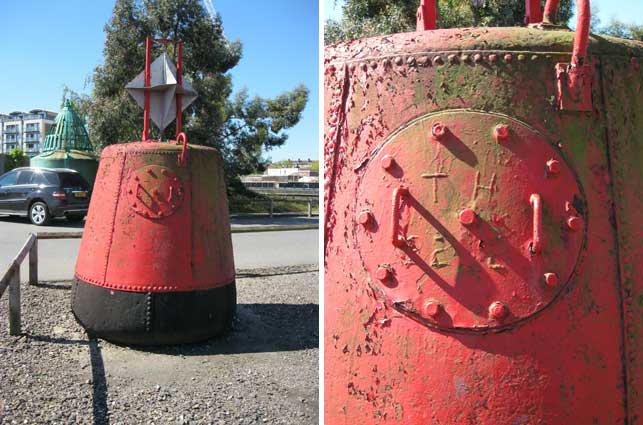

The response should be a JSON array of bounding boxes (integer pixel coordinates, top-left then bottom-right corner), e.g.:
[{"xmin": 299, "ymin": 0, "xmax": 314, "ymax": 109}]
[
  {"xmin": 29, "ymin": 237, "xmax": 38, "ymax": 285},
  {"xmin": 9, "ymin": 267, "xmax": 21, "ymax": 336}
]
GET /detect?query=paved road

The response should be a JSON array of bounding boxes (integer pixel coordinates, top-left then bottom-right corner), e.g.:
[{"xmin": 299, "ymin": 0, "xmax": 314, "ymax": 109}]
[{"xmin": 0, "ymin": 215, "xmax": 318, "ymax": 281}]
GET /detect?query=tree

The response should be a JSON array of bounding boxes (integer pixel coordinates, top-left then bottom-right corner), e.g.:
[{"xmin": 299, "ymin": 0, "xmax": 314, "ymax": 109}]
[
  {"xmin": 90, "ymin": 0, "xmax": 308, "ymax": 182},
  {"xmin": 325, "ymin": 0, "xmax": 574, "ymax": 44},
  {"xmin": 599, "ymin": 19, "xmax": 643, "ymax": 41},
  {"xmin": 4, "ymin": 148, "xmax": 28, "ymax": 172}
]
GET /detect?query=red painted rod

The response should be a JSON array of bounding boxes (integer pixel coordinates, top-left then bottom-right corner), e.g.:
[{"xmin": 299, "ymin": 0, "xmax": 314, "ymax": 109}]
[
  {"xmin": 572, "ymin": 0, "xmax": 590, "ymax": 66},
  {"xmin": 177, "ymin": 132, "xmax": 188, "ymax": 166},
  {"xmin": 142, "ymin": 36, "xmax": 152, "ymax": 142},
  {"xmin": 543, "ymin": 0, "xmax": 590, "ymax": 66},
  {"xmin": 175, "ymin": 41, "xmax": 183, "ymax": 138},
  {"xmin": 542, "ymin": 0, "xmax": 560, "ymax": 23},
  {"xmin": 525, "ymin": 0, "xmax": 543, "ymax": 24},
  {"xmin": 391, "ymin": 186, "xmax": 408, "ymax": 247},
  {"xmin": 416, "ymin": 0, "xmax": 437, "ymax": 31},
  {"xmin": 530, "ymin": 193, "xmax": 542, "ymax": 254}
]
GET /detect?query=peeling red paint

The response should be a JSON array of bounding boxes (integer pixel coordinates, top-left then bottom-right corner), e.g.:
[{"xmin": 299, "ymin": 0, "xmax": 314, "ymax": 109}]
[
  {"xmin": 75, "ymin": 141, "xmax": 235, "ymax": 292},
  {"xmin": 325, "ymin": 26, "xmax": 642, "ymax": 424}
]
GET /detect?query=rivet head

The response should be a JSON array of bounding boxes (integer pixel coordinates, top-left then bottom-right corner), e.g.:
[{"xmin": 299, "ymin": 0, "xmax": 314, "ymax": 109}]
[
  {"xmin": 375, "ymin": 266, "xmax": 390, "ymax": 281},
  {"xmin": 462, "ymin": 54, "xmax": 470, "ymax": 63},
  {"xmin": 394, "ymin": 57, "xmax": 404, "ymax": 66},
  {"xmin": 567, "ymin": 216, "xmax": 582, "ymax": 231},
  {"xmin": 518, "ymin": 54, "xmax": 526, "ymax": 61},
  {"xmin": 381, "ymin": 155, "xmax": 395, "ymax": 170},
  {"xmin": 447, "ymin": 54, "xmax": 458, "ymax": 64},
  {"xmin": 406, "ymin": 56, "xmax": 416, "ymax": 66},
  {"xmin": 494, "ymin": 124, "xmax": 509, "ymax": 142},
  {"xmin": 489, "ymin": 301, "xmax": 509, "ymax": 321},
  {"xmin": 473, "ymin": 53, "xmax": 483, "ymax": 63},
  {"xmin": 544, "ymin": 272, "xmax": 559, "ymax": 287},
  {"xmin": 358, "ymin": 210, "xmax": 372, "ymax": 226},
  {"xmin": 360, "ymin": 62, "xmax": 368, "ymax": 71},
  {"xmin": 433, "ymin": 55, "xmax": 444, "ymax": 65},
  {"xmin": 546, "ymin": 159, "xmax": 561, "ymax": 174},
  {"xmin": 431, "ymin": 122, "xmax": 447, "ymax": 141},
  {"xmin": 418, "ymin": 56, "xmax": 430, "ymax": 66},
  {"xmin": 504, "ymin": 53, "xmax": 513, "ymax": 62},
  {"xmin": 459, "ymin": 208, "xmax": 476, "ymax": 225},
  {"xmin": 489, "ymin": 54, "xmax": 498, "ymax": 63},
  {"xmin": 161, "ymin": 168, "xmax": 168, "ymax": 175},
  {"xmin": 382, "ymin": 58, "xmax": 392, "ymax": 68},
  {"xmin": 424, "ymin": 301, "xmax": 442, "ymax": 318}
]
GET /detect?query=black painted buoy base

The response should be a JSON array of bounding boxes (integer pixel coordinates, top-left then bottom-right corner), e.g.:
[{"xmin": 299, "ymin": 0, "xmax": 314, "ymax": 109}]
[{"xmin": 71, "ymin": 277, "xmax": 236, "ymax": 346}]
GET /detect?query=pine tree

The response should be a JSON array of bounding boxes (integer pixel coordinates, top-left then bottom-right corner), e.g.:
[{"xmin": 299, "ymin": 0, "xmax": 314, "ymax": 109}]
[{"xmin": 90, "ymin": 0, "xmax": 309, "ymax": 182}]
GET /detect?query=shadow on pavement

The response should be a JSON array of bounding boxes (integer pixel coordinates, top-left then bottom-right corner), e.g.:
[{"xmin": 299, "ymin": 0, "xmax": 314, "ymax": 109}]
[
  {"xmin": 125, "ymin": 302, "xmax": 319, "ymax": 356},
  {"xmin": 21, "ymin": 334, "xmax": 110, "ymax": 425},
  {"xmin": 237, "ymin": 267, "xmax": 317, "ymax": 278},
  {"xmin": 89, "ymin": 338, "xmax": 109, "ymax": 425},
  {"xmin": 231, "ymin": 216, "xmax": 318, "ymax": 227}
]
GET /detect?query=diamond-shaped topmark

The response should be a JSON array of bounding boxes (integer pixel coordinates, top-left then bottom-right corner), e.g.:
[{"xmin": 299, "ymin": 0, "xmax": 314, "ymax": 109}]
[{"xmin": 126, "ymin": 53, "xmax": 198, "ymax": 133}]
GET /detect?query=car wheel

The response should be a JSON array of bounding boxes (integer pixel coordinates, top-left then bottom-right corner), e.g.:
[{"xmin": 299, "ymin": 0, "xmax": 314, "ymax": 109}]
[
  {"xmin": 29, "ymin": 202, "xmax": 51, "ymax": 226},
  {"xmin": 66, "ymin": 214, "xmax": 85, "ymax": 222}
]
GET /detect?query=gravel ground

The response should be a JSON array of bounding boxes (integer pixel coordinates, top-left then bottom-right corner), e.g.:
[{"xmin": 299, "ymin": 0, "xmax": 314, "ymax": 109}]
[{"xmin": 0, "ymin": 265, "xmax": 318, "ymax": 425}]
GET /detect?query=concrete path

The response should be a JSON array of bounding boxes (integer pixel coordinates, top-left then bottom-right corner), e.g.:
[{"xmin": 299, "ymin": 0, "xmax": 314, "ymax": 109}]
[{"xmin": 0, "ymin": 215, "xmax": 318, "ymax": 282}]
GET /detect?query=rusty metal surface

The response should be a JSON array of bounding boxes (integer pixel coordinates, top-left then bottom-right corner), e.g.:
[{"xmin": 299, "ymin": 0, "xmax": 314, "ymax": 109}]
[
  {"xmin": 324, "ymin": 26, "xmax": 642, "ymax": 423},
  {"xmin": 603, "ymin": 55, "xmax": 643, "ymax": 423},
  {"xmin": 75, "ymin": 141, "xmax": 235, "ymax": 293}
]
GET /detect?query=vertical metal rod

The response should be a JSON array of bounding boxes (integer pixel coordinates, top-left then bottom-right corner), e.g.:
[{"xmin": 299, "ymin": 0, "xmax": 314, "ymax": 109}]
[
  {"xmin": 530, "ymin": 194, "xmax": 543, "ymax": 254},
  {"xmin": 28, "ymin": 238, "xmax": 37, "ymax": 285},
  {"xmin": 308, "ymin": 200, "xmax": 312, "ymax": 218},
  {"xmin": 142, "ymin": 36, "xmax": 152, "ymax": 141},
  {"xmin": 416, "ymin": 0, "xmax": 437, "ymax": 31},
  {"xmin": 525, "ymin": 0, "xmax": 543, "ymax": 24},
  {"xmin": 571, "ymin": 0, "xmax": 590, "ymax": 67},
  {"xmin": 543, "ymin": 0, "xmax": 560, "ymax": 23},
  {"xmin": 175, "ymin": 41, "xmax": 183, "ymax": 139},
  {"xmin": 9, "ymin": 267, "xmax": 21, "ymax": 336},
  {"xmin": 269, "ymin": 199, "xmax": 274, "ymax": 218}
]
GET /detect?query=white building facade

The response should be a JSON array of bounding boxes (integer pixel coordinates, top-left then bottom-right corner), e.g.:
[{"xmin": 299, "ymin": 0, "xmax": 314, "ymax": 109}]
[{"xmin": 0, "ymin": 110, "xmax": 57, "ymax": 156}]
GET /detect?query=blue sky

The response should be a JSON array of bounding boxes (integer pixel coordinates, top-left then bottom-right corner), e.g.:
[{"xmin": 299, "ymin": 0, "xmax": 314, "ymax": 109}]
[
  {"xmin": 324, "ymin": 0, "xmax": 643, "ymax": 27},
  {"xmin": 0, "ymin": 0, "xmax": 318, "ymax": 162}
]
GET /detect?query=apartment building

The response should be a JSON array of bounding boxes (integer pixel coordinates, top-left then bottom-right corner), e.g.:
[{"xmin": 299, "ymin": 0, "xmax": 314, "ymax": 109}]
[{"xmin": 0, "ymin": 109, "xmax": 57, "ymax": 156}]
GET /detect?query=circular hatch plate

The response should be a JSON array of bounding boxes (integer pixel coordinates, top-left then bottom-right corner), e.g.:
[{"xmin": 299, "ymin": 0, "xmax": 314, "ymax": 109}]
[{"xmin": 355, "ymin": 110, "xmax": 585, "ymax": 332}]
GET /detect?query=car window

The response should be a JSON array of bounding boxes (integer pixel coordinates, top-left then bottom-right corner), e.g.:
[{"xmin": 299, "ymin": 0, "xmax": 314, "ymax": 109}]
[
  {"xmin": 58, "ymin": 172, "xmax": 89, "ymax": 189},
  {"xmin": 0, "ymin": 171, "xmax": 18, "ymax": 187},
  {"xmin": 16, "ymin": 170, "xmax": 34, "ymax": 185},
  {"xmin": 30, "ymin": 171, "xmax": 57, "ymax": 185},
  {"xmin": 43, "ymin": 172, "xmax": 59, "ymax": 185}
]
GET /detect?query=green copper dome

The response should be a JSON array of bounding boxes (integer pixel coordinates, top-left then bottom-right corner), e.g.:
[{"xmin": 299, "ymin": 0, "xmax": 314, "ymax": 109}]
[
  {"xmin": 31, "ymin": 100, "xmax": 99, "ymax": 186},
  {"xmin": 42, "ymin": 100, "xmax": 93, "ymax": 152}
]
